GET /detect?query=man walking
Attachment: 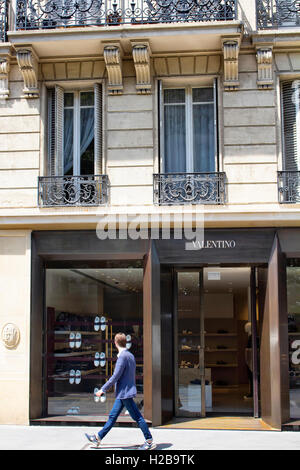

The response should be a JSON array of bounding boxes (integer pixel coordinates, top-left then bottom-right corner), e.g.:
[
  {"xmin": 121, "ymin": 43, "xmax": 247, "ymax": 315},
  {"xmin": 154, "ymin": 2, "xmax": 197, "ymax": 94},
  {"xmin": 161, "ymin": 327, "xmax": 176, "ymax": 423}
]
[{"xmin": 85, "ymin": 332, "xmax": 155, "ymax": 450}]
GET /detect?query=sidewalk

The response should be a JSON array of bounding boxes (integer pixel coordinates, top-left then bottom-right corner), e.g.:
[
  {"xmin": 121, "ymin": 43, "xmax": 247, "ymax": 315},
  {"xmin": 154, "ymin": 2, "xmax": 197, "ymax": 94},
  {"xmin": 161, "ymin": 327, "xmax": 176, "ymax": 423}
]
[{"xmin": 0, "ymin": 425, "xmax": 299, "ymax": 450}]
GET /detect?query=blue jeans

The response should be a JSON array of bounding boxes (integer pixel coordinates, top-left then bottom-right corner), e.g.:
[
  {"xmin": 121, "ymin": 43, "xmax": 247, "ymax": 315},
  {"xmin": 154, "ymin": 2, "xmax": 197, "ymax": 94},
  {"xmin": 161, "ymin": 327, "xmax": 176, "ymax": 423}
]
[{"xmin": 98, "ymin": 398, "xmax": 152, "ymax": 441}]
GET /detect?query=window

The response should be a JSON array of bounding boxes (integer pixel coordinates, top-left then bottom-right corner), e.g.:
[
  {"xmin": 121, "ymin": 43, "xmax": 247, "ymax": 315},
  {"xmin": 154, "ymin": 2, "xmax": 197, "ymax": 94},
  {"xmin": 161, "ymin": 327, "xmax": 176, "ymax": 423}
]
[
  {"xmin": 161, "ymin": 84, "xmax": 217, "ymax": 174},
  {"xmin": 279, "ymin": 79, "xmax": 300, "ymax": 203},
  {"xmin": 45, "ymin": 263, "xmax": 144, "ymax": 419},
  {"xmin": 281, "ymin": 80, "xmax": 300, "ymax": 172},
  {"xmin": 286, "ymin": 260, "xmax": 300, "ymax": 419},
  {"xmin": 47, "ymin": 84, "xmax": 103, "ymax": 176}
]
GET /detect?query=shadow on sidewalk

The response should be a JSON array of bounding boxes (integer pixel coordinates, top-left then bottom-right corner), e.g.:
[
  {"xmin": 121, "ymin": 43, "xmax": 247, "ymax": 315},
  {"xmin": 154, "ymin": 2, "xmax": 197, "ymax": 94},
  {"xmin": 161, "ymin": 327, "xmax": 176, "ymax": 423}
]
[{"xmin": 82, "ymin": 443, "xmax": 173, "ymax": 450}]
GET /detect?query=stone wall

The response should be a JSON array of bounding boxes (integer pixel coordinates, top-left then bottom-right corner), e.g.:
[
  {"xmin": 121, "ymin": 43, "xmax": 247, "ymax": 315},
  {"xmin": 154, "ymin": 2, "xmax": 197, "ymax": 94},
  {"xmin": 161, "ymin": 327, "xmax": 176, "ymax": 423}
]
[
  {"xmin": 0, "ymin": 230, "xmax": 31, "ymax": 425},
  {"xmin": 0, "ymin": 48, "xmax": 300, "ymax": 212}
]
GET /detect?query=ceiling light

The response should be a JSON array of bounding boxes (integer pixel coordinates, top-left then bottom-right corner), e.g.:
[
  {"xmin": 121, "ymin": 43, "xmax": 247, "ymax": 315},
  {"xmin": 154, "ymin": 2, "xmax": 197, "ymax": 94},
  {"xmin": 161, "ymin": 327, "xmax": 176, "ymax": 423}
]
[{"xmin": 207, "ymin": 272, "xmax": 221, "ymax": 281}]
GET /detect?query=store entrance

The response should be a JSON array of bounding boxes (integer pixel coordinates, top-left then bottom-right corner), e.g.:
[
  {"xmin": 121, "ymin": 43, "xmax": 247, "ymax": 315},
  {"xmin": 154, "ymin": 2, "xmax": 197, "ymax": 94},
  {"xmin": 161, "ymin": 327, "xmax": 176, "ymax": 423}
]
[{"xmin": 175, "ymin": 267, "xmax": 259, "ymax": 418}]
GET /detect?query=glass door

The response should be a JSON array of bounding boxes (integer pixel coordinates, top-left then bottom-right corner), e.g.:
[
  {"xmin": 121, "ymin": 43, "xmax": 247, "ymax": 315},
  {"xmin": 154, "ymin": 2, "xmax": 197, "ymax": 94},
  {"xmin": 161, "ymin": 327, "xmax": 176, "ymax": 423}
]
[{"xmin": 174, "ymin": 270, "xmax": 206, "ymax": 417}]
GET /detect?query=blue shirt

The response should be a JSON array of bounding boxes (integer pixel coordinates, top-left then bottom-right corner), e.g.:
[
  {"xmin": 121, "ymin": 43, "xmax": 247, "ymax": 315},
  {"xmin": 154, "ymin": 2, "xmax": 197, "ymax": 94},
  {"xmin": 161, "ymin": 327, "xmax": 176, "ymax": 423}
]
[{"xmin": 101, "ymin": 349, "xmax": 137, "ymax": 399}]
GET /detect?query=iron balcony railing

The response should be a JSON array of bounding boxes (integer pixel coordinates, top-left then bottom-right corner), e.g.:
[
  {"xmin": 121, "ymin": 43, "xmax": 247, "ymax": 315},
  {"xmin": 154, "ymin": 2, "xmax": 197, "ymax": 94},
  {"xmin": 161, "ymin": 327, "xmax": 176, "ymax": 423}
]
[
  {"xmin": 0, "ymin": 0, "xmax": 8, "ymax": 42},
  {"xmin": 15, "ymin": 0, "xmax": 237, "ymax": 30},
  {"xmin": 257, "ymin": 0, "xmax": 300, "ymax": 29},
  {"xmin": 278, "ymin": 171, "xmax": 300, "ymax": 204},
  {"xmin": 38, "ymin": 175, "xmax": 109, "ymax": 207},
  {"xmin": 153, "ymin": 172, "xmax": 226, "ymax": 205}
]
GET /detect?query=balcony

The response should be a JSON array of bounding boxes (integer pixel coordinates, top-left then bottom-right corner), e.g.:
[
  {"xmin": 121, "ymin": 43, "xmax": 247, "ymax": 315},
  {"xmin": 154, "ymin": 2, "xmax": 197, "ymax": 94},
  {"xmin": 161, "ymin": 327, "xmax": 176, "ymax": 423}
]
[
  {"xmin": 0, "ymin": 0, "xmax": 8, "ymax": 41},
  {"xmin": 257, "ymin": 0, "xmax": 300, "ymax": 29},
  {"xmin": 278, "ymin": 171, "xmax": 300, "ymax": 204},
  {"xmin": 15, "ymin": 0, "xmax": 237, "ymax": 30},
  {"xmin": 153, "ymin": 172, "xmax": 226, "ymax": 205},
  {"xmin": 38, "ymin": 175, "xmax": 109, "ymax": 207}
]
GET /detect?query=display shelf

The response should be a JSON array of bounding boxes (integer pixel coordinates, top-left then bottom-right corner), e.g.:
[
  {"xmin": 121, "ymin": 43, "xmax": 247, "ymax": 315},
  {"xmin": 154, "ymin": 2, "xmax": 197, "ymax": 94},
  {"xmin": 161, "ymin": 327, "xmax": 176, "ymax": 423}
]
[
  {"xmin": 205, "ymin": 349, "xmax": 237, "ymax": 352},
  {"xmin": 206, "ymin": 364, "xmax": 238, "ymax": 368},
  {"xmin": 54, "ymin": 331, "xmax": 101, "ymax": 336},
  {"xmin": 178, "ymin": 334, "xmax": 200, "ymax": 337},
  {"xmin": 205, "ymin": 333, "xmax": 237, "ymax": 337},
  {"xmin": 54, "ymin": 351, "xmax": 99, "ymax": 357},
  {"xmin": 179, "ymin": 333, "xmax": 237, "ymax": 337},
  {"xmin": 213, "ymin": 384, "xmax": 239, "ymax": 389},
  {"xmin": 179, "ymin": 349, "xmax": 200, "ymax": 353}
]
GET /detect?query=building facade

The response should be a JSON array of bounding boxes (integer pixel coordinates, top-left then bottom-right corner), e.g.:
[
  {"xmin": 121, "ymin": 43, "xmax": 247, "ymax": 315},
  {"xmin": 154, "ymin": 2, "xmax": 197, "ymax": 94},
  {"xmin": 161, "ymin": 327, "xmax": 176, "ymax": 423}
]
[{"xmin": 0, "ymin": 0, "xmax": 300, "ymax": 430}]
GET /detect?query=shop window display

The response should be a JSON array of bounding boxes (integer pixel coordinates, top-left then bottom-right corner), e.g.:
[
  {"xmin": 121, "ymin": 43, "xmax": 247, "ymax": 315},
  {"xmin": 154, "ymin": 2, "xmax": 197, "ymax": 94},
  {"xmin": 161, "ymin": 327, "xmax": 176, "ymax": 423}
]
[
  {"xmin": 45, "ymin": 265, "xmax": 143, "ymax": 418},
  {"xmin": 287, "ymin": 262, "xmax": 300, "ymax": 419}
]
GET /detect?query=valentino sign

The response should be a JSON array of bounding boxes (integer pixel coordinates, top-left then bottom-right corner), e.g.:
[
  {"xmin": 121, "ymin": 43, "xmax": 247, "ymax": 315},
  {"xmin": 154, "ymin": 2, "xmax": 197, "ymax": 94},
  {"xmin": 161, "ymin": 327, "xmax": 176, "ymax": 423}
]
[{"xmin": 192, "ymin": 240, "xmax": 237, "ymax": 250}]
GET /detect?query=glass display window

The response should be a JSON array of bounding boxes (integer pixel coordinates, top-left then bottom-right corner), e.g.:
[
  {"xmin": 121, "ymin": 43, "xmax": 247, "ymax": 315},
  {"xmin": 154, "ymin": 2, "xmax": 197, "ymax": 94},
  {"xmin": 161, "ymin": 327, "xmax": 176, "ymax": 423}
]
[
  {"xmin": 287, "ymin": 261, "xmax": 300, "ymax": 419},
  {"xmin": 45, "ymin": 263, "xmax": 143, "ymax": 419}
]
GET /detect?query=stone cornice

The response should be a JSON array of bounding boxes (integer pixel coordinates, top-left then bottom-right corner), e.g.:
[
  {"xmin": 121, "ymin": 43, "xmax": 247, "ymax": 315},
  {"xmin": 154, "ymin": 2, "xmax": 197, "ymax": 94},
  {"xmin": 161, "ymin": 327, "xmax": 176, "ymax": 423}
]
[
  {"xmin": 256, "ymin": 46, "xmax": 274, "ymax": 89},
  {"xmin": 222, "ymin": 36, "xmax": 241, "ymax": 91},
  {"xmin": 103, "ymin": 42, "xmax": 123, "ymax": 95},
  {"xmin": 0, "ymin": 50, "xmax": 11, "ymax": 100},
  {"xmin": 14, "ymin": 45, "xmax": 39, "ymax": 98},
  {"xmin": 131, "ymin": 41, "xmax": 151, "ymax": 94}
]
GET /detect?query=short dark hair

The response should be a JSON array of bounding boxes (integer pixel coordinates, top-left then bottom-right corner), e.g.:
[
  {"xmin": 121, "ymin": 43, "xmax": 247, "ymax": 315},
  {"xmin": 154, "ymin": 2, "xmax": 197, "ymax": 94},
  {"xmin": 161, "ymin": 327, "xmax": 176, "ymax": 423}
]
[{"xmin": 114, "ymin": 332, "xmax": 126, "ymax": 348}]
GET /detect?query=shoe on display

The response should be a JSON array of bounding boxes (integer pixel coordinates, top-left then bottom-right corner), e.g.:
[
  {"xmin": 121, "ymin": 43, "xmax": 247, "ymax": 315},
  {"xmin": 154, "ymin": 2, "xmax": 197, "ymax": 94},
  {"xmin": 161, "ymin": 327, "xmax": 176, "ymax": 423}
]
[
  {"xmin": 100, "ymin": 316, "xmax": 106, "ymax": 331},
  {"xmin": 94, "ymin": 352, "xmax": 100, "ymax": 367},
  {"xmin": 69, "ymin": 369, "xmax": 75, "ymax": 385},
  {"xmin": 100, "ymin": 352, "xmax": 106, "ymax": 367},
  {"xmin": 75, "ymin": 370, "xmax": 81, "ymax": 384},
  {"xmin": 243, "ymin": 394, "xmax": 253, "ymax": 400},
  {"xmin": 190, "ymin": 379, "xmax": 201, "ymax": 385},
  {"xmin": 69, "ymin": 332, "xmax": 75, "ymax": 348},
  {"xmin": 94, "ymin": 316, "xmax": 100, "ymax": 332},
  {"xmin": 75, "ymin": 332, "xmax": 81, "ymax": 349}
]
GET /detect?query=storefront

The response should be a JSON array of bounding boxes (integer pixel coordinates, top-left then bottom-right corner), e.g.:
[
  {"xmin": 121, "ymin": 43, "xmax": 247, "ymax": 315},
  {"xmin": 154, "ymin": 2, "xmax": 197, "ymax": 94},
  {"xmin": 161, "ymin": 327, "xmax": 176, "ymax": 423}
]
[{"xmin": 28, "ymin": 228, "xmax": 300, "ymax": 430}]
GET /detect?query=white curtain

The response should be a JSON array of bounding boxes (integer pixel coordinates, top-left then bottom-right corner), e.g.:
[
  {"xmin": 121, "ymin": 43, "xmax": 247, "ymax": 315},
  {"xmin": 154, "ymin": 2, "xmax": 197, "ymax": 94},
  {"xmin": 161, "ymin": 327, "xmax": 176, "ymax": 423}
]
[
  {"xmin": 63, "ymin": 105, "xmax": 94, "ymax": 175},
  {"xmin": 164, "ymin": 89, "xmax": 186, "ymax": 173},
  {"xmin": 193, "ymin": 102, "xmax": 215, "ymax": 172},
  {"xmin": 80, "ymin": 107, "xmax": 95, "ymax": 159},
  {"xmin": 163, "ymin": 88, "xmax": 215, "ymax": 173}
]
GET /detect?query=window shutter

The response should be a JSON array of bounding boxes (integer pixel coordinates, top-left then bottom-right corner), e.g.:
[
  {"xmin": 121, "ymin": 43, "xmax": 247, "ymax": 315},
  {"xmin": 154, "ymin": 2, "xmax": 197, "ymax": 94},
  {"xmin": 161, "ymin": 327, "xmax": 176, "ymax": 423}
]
[
  {"xmin": 213, "ymin": 77, "xmax": 219, "ymax": 172},
  {"xmin": 47, "ymin": 88, "xmax": 56, "ymax": 176},
  {"xmin": 157, "ymin": 79, "xmax": 163, "ymax": 173},
  {"xmin": 47, "ymin": 86, "xmax": 64, "ymax": 176},
  {"xmin": 282, "ymin": 80, "xmax": 300, "ymax": 171},
  {"xmin": 94, "ymin": 83, "xmax": 103, "ymax": 175},
  {"xmin": 55, "ymin": 85, "xmax": 64, "ymax": 176}
]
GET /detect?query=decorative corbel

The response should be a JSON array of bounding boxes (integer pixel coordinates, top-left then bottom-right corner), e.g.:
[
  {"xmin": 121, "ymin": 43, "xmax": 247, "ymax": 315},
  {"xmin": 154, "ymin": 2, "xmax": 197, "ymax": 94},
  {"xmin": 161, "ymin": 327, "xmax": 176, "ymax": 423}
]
[
  {"xmin": 15, "ymin": 47, "xmax": 39, "ymax": 98},
  {"xmin": 256, "ymin": 47, "xmax": 273, "ymax": 90},
  {"xmin": 131, "ymin": 42, "xmax": 151, "ymax": 94},
  {"xmin": 103, "ymin": 44, "xmax": 123, "ymax": 95},
  {"xmin": 0, "ymin": 56, "xmax": 10, "ymax": 100},
  {"xmin": 222, "ymin": 39, "xmax": 240, "ymax": 91}
]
